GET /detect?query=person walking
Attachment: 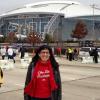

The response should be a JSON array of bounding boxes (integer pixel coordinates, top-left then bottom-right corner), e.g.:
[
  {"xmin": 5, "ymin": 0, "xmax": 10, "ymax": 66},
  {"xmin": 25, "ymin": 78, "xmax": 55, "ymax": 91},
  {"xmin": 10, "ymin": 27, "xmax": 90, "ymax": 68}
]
[
  {"xmin": 24, "ymin": 45, "xmax": 62, "ymax": 100},
  {"xmin": 20, "ymin": 46, "xmax": 26, "ymax": 59},
  {"xmin": 66, "ymin": 48, "xmax": 69, "ymax": 59},
  {"xmin": 7, "ymin": 47, "xmax": 15, "ymax": 63},
  {"xmin": 92, "ymin": 47, "xmax": 99, "ymax": 63},
  {"xmin": 0, "ymin": 46, "xmax": 6, "ymax": 60},
  {"xmin": 68, "ymin": 47, "xmax": 73, "ymax": 61}
]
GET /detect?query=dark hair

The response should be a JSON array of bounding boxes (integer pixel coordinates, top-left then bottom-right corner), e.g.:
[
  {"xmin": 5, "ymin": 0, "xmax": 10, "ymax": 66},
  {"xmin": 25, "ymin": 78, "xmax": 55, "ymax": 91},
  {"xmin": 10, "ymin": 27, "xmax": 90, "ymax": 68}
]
[{"xmin": 31, "ymin": 45, "xmax": 58, "ymax": 70}]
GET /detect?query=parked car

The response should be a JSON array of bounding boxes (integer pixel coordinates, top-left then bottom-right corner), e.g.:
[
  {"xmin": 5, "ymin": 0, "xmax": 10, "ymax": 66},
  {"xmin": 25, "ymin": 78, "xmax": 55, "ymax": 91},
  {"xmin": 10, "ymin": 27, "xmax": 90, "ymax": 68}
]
[{"xmin": 79, "ymin": 47, "xmax": 94, "ymax": 58}]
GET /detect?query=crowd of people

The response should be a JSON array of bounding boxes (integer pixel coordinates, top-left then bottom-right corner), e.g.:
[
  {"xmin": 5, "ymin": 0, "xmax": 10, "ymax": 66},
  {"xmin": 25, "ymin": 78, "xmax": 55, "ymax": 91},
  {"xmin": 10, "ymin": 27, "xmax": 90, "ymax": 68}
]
[
  {"xmin": 66, "ymin": 47, "xmax": 79, "ymax": 61},
  {"xmin": 56, "ymin": 47, "xmax": 100, "ymax": 63},
  {"xmin": 0, "ymin": 46, "xmax": 16, "ymax": 63},
  {"xmin": 0, "ymin": 45, "xmax": 99, "ymax": 64},
  {"xmin": 0, "ymin": 45, "xmax": 28, "ymax": 63}
]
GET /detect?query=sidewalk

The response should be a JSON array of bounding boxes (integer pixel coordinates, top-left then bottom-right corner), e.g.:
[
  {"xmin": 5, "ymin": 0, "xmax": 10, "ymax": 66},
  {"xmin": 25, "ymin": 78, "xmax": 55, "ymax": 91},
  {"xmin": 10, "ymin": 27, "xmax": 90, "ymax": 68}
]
[
  {"xmin": 55, "ymin": 56, "xmax": 100, "ymax": 68},
  {"xmin": 15, "ymin": 54, "xmax": 100, "ymax": 68},
  {"xmin": 2, "ymin": 54, "xmax": 100, "ymax": 69}
]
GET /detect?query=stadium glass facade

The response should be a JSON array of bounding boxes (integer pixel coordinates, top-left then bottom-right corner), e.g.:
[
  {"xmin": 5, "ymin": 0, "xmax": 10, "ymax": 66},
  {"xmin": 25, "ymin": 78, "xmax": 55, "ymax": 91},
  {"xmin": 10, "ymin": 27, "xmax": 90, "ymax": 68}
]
[
  {"xmin": 62, "ymin": 16, "xmax": 100, "ymax": 41},
  {"xmin": 0, "ymin": 14, "xmax": 53, "ymax": 39},
  {"xmin": 0, "ymin": 13, "xmax": 100, "ymax": 41}
]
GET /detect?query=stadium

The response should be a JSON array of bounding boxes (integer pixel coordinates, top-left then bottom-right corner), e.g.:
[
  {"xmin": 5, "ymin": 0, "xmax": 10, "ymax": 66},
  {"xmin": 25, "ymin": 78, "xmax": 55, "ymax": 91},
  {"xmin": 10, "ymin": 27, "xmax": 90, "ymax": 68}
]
[{"xmin": 0, "ymin": 0, "xmax": 100, "ymax": 43}]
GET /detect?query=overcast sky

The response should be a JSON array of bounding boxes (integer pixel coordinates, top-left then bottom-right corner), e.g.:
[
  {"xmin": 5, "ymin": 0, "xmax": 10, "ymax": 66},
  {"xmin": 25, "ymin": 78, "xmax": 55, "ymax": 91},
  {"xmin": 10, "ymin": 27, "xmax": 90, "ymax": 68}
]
[{"xmin": 0, "ymin": 0, "xmax": 100, "ymax": 14}]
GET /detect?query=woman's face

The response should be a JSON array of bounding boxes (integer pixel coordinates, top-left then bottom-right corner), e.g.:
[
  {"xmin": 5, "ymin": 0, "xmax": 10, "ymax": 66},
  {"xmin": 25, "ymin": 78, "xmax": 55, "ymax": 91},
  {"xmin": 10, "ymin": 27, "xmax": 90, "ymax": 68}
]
[{"xmin": 39, "ymin": 49, "xmax": 50, "ymax": 62}]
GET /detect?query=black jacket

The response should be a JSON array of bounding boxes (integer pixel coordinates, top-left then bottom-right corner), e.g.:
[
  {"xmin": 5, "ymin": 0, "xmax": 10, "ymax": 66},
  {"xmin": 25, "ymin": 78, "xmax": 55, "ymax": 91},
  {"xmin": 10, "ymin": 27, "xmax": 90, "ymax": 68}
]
[{"xmin": 24, "ymin": 61, "xmax": 62, "ymax": 100}]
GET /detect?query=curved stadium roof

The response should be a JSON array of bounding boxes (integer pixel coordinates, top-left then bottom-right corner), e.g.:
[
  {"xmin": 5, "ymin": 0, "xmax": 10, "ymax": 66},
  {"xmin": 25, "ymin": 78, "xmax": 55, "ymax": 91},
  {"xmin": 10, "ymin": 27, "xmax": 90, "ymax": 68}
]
[{"xmin": 1, "ymin": 0, "xmax": 100, "ymax": 18}]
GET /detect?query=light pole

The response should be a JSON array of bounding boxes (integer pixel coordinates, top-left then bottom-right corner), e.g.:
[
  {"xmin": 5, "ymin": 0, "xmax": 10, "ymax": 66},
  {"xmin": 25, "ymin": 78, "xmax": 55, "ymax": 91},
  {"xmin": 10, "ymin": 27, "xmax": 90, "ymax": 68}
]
[
  {"xmin": 90, "ymin": 3, "xmax": 100, "ymax": 41},
  {"xmin": 92, "ymin": 4, "xmax": 95, "ymax": 41}
]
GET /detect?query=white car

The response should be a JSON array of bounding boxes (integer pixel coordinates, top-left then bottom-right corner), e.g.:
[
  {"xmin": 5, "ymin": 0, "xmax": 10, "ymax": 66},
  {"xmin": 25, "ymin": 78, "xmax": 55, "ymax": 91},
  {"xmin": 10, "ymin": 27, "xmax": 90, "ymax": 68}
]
[
  {"xmin": 79, "ymin": 47, "xmax": 94, "ymax": 58},
  {"xmin": 97, "ymin": 48, "xmax": 100, "ymax": 56}
]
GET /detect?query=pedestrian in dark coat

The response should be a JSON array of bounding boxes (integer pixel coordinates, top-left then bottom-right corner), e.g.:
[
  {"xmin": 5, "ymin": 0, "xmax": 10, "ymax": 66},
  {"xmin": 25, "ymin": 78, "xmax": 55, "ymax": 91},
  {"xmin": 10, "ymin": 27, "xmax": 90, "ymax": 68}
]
[
  {"xmin": 24, "ymin": 45, "xmax": 62, "ymax": 100},
  {"xmin": 20, "ymin": 46, "xmax": 26, "ymax": 59},
  {"xmin": 92, "ymin": 48, "xmax": 99, "ymax": 63}
]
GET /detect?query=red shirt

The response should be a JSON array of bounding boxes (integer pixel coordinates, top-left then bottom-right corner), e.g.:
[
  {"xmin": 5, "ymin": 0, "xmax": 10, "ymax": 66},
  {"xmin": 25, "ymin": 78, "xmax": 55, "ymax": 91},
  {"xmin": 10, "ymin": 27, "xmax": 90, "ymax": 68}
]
[{"xmin": 34, "ymin": 64, "xmax": 51, "ymax": 98}]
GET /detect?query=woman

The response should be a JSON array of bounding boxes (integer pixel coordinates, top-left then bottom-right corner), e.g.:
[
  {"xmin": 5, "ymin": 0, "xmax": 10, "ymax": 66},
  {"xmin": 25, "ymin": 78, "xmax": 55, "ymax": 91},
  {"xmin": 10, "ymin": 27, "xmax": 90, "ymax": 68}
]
[{"xmin": 24, "ymin": 45, "xmax": 62, "ymax": 100}]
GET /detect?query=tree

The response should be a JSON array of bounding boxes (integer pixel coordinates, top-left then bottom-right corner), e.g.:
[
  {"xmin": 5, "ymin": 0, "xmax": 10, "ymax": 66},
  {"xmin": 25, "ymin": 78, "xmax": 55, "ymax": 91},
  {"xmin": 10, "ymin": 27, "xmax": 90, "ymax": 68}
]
[
  {"xmin": 0, "ymin": 37, "xmax": 4, "ymax": 43},
  {"xmin": 26, "ymin": 32, "xmax": 41, "ymax": 44},
  {"xmin": 44, "ymin": 34, "xmax": 54, "ymax": 43},
  {"xmin": 4, "ymin": 32, "xmax": 18, "ymax": 43},
  {"xmin": 71, "ymin": 20, "xmax": 88, "ymax": 39}
]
